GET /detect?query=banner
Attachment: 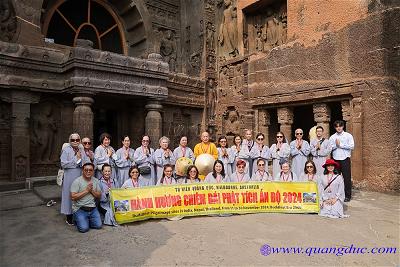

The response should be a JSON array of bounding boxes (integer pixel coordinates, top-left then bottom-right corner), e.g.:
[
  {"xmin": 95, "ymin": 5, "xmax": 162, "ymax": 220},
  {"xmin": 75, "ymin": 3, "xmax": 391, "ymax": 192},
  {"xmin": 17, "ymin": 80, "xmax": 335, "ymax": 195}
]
[{"xmin": 110, "ymin": 182, "xmax": 320, "ymax": 224}]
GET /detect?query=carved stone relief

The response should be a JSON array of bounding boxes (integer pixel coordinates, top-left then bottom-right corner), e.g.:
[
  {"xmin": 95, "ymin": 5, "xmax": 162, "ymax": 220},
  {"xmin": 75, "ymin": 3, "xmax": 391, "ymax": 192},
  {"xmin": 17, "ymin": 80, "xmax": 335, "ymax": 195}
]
[
  {"xmin": 159, "ymin": 29, "xmax": 177, "ymax": 72},
  {"xmin": 30, "ymin": 100, "xmax": 60, "ymax": 163},
  {"xmin": 0, "ymin": 0, "xmax": 18, "ymax": 42},
  {"xmin": 217, "ymin": 0, "xmax": 238, "ymax": 58},
  {"xmin": 244, "ymin": 1, "xmax": 287, "ymax": 54},
  {"xmin": 223, "ymin": 107, "xmax": 241, "ymax": 136}
]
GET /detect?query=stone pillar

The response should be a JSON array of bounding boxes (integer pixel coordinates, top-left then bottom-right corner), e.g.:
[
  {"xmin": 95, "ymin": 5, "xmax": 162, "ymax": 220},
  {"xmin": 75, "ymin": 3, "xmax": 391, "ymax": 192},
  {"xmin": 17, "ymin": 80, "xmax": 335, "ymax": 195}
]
[
  {"xmin": 277, "ymin": 107, "xmax": 293, "ymax": 142},
  {"xmin": 341, "ymin": 100, "xmax": 352, "ymax": 133},
  {"xmin": 313, "ymin": 103, "xmax": 331, "ymax": 138},
  {"xmin": 10, "ymin": 91, "xmax": 39, "ymax": 181},
  {"xmin": 258, "ymin": 109, "xmax": 271, "ymax": 145},
  {"xmin": 350, "ymin": 96, "xmax": 363, "ymax": 184},
  {"xmin": 73, "ymin": 95, "xmax": 94, "ymax": 142},
  {"xmin": 145, "ymin": 99, "xmax": 163, "ymax": 144}
]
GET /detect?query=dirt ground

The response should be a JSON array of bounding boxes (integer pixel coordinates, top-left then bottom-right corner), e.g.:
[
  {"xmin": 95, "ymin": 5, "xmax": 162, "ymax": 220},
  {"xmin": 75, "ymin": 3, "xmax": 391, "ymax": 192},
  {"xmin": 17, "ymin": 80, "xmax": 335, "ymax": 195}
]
[{"xmin": 0, "ymin": 190, "xmax": 399, "ymax": 266}]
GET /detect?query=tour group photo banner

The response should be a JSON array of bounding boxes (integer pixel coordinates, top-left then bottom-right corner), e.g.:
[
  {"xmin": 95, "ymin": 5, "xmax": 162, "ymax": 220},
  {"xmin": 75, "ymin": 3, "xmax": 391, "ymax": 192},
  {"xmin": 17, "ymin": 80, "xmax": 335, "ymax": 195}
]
[{"xmin": 110, "ymin": 182, "xmax": 320, "ymax": 224}]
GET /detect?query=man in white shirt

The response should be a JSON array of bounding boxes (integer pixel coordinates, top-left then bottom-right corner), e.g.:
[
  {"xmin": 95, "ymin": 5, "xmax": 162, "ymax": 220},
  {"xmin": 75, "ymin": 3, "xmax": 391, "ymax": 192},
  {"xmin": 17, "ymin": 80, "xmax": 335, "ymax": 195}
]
[{"xmin": 329, "ymin": 120, "xmax": 355, "ymax": 202}]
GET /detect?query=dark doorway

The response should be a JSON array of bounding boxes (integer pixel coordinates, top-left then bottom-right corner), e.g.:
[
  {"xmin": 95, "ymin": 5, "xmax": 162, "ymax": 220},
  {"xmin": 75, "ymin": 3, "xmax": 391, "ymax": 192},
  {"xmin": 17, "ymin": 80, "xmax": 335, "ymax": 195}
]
[
  {"xmin": 328, "ymin": 101, "xmax": 344, "ymax": 134},
  {"xmin": 267, "ymin": 109, "xmax": 279, "ymax": 147},
  {"xmin": 93, "ymin": 109, "xmax": 118, "ymax": 149},
  {"xmin": 292, "ymin": 105, "xmax": 315, "ymax": 142}
]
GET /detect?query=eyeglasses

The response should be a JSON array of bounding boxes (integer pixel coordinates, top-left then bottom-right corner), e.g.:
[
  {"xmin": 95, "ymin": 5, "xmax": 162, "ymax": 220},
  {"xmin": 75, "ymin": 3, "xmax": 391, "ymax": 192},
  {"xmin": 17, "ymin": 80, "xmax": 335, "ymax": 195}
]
[
  {"xmin": 237, "ymin": 165, "xmax": 245, "ymax": 169},
  {"xmin": 257, "ymin": 138, "xmax": 264, "ymax": 141},
  {"xmin": 83, "ymin": 142, "xmax": 91, "ymax": 145},
  {"xmin": 276, "ymin": 136, "xmax": 283, "ymax": 138},
  {"xmin": 295, "ymin": 133, "xmax": 303, "ymax": 135},
  {"xmin": 83, "ymin": 168, "xmax": 93, "ymax": 172},
  {"xmin": 258, "ymin": 164, "xmax": 265, "ymax": 166},
  {"xmin": 306, "ymin": 165, "xmax": 314, "ymax": 168},
  {"xmin": 70, "ymin": 139, "xmax": 80, "ymax": 142}
]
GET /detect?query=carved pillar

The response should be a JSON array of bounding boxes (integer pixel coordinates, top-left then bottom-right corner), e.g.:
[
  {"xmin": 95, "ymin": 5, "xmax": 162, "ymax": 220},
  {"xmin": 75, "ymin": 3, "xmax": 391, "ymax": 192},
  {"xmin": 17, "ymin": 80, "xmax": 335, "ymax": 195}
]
[
  {"xmin": 350, "ymin": 96, "xmax": 363, "ymax": 184},
  {"xmin": 313, "ymin": 103, "xmax": 331, "ymax": 138},
  {"xmin": 145, "ymin": 99, "xmax": 163, "ymax": 144},
  {"xmin": 277, "ymin": 107, "xmax": 293, "ymax": 142},
  {"xmin": 258, "ymin": 109, "xmax": 271, "ymax": 145},
  {"xmin": 341, "ymin": 100, "xmax": 352, "ymax": 133},
  {"xmin": 73, "ymin": 95, "xmax": 94, "ymax": 142},
  {"xmin": 10, "ymin": 91, "xmax": 39, "ymax": 181}
]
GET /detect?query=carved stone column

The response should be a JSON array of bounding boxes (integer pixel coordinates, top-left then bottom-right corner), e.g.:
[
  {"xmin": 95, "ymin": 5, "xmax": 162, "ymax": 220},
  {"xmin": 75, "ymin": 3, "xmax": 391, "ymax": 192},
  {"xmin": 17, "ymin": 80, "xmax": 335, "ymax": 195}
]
[
  {"xmin": 258, "ymin": 109, "xmax": 271, "ymax": 145},
  {"xmin": 350, "ymin": 96, "xmax": 363, "ymax": 184},
  {"xmin": 341, "ymin": 100, "xmax": 352, "ymax": 133},
  {"xmin": 313, "ymin": 103, "xmax": 331, "ymax": 138},
  {"xmin": 10, "ymin": 91, "xmax": 39, "ymax": 181},
  {"xmin": 145, "ymin": 99, "xmax": 163, "ymax": 144},
  {"xmin": 73, "ymin": 95, "xmax": 94, "ymax": 142},
  {"xmin": 277, "ymin": 107, "xmax": 294, "ymax": 142}
]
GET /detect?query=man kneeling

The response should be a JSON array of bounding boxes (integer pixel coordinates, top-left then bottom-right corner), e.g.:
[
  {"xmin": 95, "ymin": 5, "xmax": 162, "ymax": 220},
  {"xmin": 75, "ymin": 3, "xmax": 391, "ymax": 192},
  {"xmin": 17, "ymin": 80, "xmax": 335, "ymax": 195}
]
[{"xmin": 70, "ymin": 162, "xmax": 102, "ymax": 233}]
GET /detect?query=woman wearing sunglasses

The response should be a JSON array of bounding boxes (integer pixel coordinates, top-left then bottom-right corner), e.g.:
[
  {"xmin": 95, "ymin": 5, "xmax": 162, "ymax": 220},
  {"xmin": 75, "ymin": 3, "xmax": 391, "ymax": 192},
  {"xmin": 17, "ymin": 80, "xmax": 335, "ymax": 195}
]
[
  {"xmin": 270, "ymin": 132, "xmax": 290, "ymax": 178},
  {"xmin": 290, "ymin": 128, "xmax": 311, "ymax": 179},
  {"xmin": 299, "ymin": 160, "xmax": 318, "ymax": 182},
  {"xmin": 230, "ymin": 159, "xmax": 251, "ymax": 182},
  {"xmin": 250, "ymin": 133, "xmax": 271, "ymax": 177},
  {"xmin": 60, "ymin": 133, "xmax": 90, "ymax": 225},
  {"xmin": 253, "ymin": 159, "xmax": 272, "ymax": 181}
]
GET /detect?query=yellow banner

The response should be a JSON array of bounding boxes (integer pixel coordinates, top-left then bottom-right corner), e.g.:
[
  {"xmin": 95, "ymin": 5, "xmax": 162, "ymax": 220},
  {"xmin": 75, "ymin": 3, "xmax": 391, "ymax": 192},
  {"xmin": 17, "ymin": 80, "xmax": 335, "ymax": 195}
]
[{"xmin": 110, "ymin": 182, "xmax": 320, "ymax": 224}]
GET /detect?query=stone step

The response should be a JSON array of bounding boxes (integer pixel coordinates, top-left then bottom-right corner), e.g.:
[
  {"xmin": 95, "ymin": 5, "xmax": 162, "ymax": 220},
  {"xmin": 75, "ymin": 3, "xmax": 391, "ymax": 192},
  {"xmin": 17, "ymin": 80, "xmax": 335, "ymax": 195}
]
[
  {"xmin": 33, "ymin": 184, "xmax": 61, "ymax": 203},
  {"xmin": 0, "ymin": 189, "xmax": 44, "ymax": 211},
  {"xmin": 25, "ymin": 176, "xmax": 57, "ymax": 190},
  {"xmin": 0, "ymin": 181, "xmax": 26, "ymax": 192}
]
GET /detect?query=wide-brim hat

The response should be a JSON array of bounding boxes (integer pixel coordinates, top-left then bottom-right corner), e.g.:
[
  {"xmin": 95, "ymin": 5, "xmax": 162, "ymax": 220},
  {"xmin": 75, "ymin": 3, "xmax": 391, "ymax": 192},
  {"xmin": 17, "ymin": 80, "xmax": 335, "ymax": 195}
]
[{"xmin": 322, "ymin": 159, "xmax": 340, "ymax": 169}]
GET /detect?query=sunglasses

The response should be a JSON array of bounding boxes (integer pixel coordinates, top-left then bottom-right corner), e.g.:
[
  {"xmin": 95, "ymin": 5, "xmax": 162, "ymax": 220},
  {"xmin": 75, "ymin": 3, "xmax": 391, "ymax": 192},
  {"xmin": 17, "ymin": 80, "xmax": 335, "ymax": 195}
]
[
  {"xmin": 276, "ymin": 136, "xmax": 283, "ymax": 138},
  {"xmin": 306, "ymin": 165, "xmax": 314, "ymax": 168},
  {"xmin": 70, "ymin": 139, "xmax": 80, "ymax": 142},
  {"xmin": 257, "ymin": 138, "xmax": 264, "ymax": 141},
  {"xmin": 83, "ymin": 142, "xmax": 91, "ymax": 145},
  {"xmin": 295, "ymin": 133, "xmax": 303, "ymax": 135},
  {"xmin": 258, "ymin": 164, "xmax": 265, "ymax": 166}
]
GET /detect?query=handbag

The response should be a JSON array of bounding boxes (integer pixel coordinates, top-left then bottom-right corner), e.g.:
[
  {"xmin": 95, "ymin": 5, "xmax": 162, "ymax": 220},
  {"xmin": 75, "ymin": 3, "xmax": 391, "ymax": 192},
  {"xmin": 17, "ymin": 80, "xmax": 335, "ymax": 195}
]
[
  {"xmin": 139, "ymin": 165, "xmax": 151, "ymax": 175},
  {"xmin": 56, "ymin": 169, "xmax": 64, "ymax": 186}
]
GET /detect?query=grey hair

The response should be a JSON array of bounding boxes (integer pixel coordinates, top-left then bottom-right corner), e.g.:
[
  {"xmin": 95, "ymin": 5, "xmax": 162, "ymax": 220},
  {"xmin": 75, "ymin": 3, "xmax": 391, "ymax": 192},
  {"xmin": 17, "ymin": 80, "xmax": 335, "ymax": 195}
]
[
  {"xmin": 69, "ymin": 133, "xmax": 80, "ymax": 141},
  {"xmin": 159, "ymin": 136, "xmax": 170, "ymax": 145}
]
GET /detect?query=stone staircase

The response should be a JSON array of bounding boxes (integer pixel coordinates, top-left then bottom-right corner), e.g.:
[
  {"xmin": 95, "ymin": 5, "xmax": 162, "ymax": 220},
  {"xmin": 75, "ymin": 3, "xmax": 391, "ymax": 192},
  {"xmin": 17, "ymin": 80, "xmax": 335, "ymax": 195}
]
[{"xmin": 0, "ymin": 176, "xmax": 61, "ymax": 211}]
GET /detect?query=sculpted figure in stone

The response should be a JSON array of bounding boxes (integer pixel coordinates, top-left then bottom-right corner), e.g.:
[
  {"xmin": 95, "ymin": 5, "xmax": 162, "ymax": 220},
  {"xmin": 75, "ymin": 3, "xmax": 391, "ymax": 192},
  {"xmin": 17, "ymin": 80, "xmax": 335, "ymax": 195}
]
[
  {"xmin": 225, "ymin": 110, "xmax": 241, "ymax": 136},
  {"xmin": 243, "ymin": 32, "xmax": 248, "ymax": 51},
  {"xmin": 207, "ymin": 79, "xmax": 217, "ymax": 120},
  {"xmin": 160, "ymin": 30, "xmax": 177, "ymax": 72},
  {"xmin": 206, "ymin": 22, "xmax": 215, "ymax": 50},
  {"xmin": 218, "ymin": 0, "xmax": 238, "ymax": 57},
  {"xmin": 0, "ymin": 0, "xmax": 17, "ymax": 42},
  {"xmin": 264, "ymin": 10, "xmax": 279, "ymax": 50},
  {"xmin": 32, "ymin": 104, "xmax": 57, "ymax": 162}
]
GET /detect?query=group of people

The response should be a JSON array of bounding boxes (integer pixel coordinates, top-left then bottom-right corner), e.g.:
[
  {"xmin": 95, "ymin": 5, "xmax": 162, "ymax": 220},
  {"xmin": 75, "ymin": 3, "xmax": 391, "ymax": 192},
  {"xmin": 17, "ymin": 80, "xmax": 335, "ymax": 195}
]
[{"xmin": 60, "ymin": 120, "xmax": 354, "ymax": 232}]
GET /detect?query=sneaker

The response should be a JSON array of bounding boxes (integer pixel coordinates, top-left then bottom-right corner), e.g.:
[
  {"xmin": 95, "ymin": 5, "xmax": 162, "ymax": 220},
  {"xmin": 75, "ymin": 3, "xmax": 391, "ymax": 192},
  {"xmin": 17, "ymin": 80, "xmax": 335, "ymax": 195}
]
[{"xmin": 65, "ymin": 220, "xmax": 74, "ymax": 226}]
